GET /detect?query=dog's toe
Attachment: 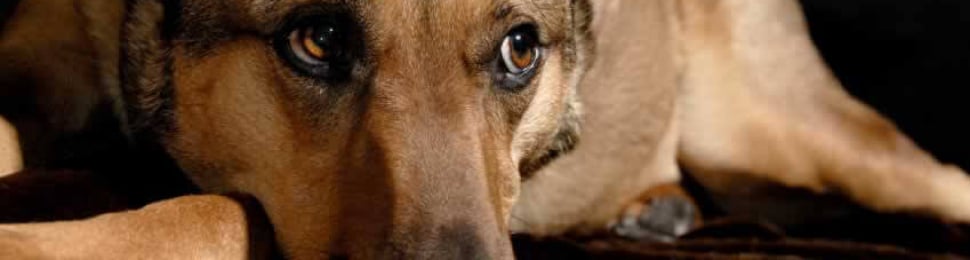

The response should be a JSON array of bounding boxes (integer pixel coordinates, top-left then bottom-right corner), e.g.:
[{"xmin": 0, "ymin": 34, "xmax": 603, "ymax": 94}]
[{"xmin": 611, "ymin": 196, "xmax": 698, "ymax": 243}]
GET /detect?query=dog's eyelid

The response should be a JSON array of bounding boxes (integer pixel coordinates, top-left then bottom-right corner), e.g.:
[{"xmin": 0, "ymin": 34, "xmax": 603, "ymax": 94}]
[
  {"xmin": 471, "ymin": 21, "xmax": 542, "ymax": 64},
  {"xmin": 272, "ymin": 3, "xmax": 360, "ymax": 33},
  {"xmin": 509, "ymin": 22, "xmax": 549, "ymax": 47},
  {"xmin": 493, "ymin": 2, "xmax": 560, "ymax": 45}
]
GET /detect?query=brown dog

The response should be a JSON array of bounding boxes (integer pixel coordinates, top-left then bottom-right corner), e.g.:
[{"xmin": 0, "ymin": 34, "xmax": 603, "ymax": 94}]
[
  {"xmin": 2, "ymin": 0, "xmax": 970, "ymax": 259},
  {"xmin": 4, "ymin": 0, "xmax": 589, "ymax": 258}
]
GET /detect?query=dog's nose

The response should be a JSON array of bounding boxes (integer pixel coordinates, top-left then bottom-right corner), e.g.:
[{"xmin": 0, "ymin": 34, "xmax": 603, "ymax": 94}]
[
  {"xmin": 392, "ymin": 222, "xmax": 512, "ymax": 259},
  {"xmin": 408, "ymin": 221, "xmax": 512, "ymax": 259}
]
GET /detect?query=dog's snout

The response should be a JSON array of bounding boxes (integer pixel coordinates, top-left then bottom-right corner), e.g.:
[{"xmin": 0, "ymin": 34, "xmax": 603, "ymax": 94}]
[
  {"xmin": 356, "ymin": 108, "xmax": 512, "ymax": 259},
  {"xmin": 352, "ymin": 95, "xmax": 514, "ymax": 258},
  {"xmin": 333, "ymin": 29, "xmax": 523, "ymax": 257}
]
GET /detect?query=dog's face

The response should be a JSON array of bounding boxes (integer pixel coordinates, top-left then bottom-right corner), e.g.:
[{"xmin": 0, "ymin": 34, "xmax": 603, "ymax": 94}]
[{"xmin": 123, "ymin": 0, "xmax": 590, "ymax": 258}]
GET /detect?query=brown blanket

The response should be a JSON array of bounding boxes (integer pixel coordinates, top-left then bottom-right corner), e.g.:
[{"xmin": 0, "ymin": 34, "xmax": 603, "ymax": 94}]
[{"xmin": 514, "ymin": 217, "xmax": 970, "ymax": 259}]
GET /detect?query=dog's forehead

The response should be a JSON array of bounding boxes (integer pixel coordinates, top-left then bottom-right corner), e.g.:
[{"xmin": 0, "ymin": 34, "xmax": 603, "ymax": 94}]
[
  {"xmin": 177, "ymin": 0, "xmax": 570, "ymax": 38},
  {"xmin": 235, "ymin": 0, "xmax": 570, "ymax": 18}
]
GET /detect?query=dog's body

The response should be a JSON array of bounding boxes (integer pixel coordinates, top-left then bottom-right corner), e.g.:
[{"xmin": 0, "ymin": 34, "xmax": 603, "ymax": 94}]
[
  {"xmin": 2, "ymin": 0, "xmax": 970, "ymax": 259},
  {"xmin": 516, "ymin": 0, "xmax": 970, "ymax": 237}
]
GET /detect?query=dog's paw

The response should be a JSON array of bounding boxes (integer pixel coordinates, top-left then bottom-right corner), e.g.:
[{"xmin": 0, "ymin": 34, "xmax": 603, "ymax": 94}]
[{"xmin": 610, "ymin": 195, "xmax": 698, "ymax": 243}]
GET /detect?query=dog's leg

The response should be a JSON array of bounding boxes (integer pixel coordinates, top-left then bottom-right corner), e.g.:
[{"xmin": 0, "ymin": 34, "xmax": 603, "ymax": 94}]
[
  {"xmin": 0, "ymin": 195, "xmax": 269, "ymax": 259},
  {"xmin": 0, "ymin": 116, "xmax": 20, "ymax": 176},
  {"xmin": 677, "ymin": 0, "xmax": 970, "ymax": 223},
  {"xmin": 611, "ymin": 184, "xmax": 700, "ymax": 242}
]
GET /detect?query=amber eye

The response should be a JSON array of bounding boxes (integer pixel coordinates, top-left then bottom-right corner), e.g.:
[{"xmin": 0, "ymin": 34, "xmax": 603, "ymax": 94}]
[
  {"xmin": 287, "ymin": 25, "xmax": 337, "ymax": 65},
  {"xmin": 274, "ymin": 11, "xmax": 361, "ymax": 81},
  {"xmin": 500, "ymin": 27, "xmax": 541, "ymax": 75}
]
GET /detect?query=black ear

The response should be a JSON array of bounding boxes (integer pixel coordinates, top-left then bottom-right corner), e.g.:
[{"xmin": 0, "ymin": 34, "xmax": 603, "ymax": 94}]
[{"xmin": 121, "ymin": 0, "xmax": 176, "ymax": 139}]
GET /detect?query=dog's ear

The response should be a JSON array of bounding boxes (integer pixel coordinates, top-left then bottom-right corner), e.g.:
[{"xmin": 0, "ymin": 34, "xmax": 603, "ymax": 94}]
[
  {"xmin": 121, "ymin": 0, "xmax": 176, "ymax": 140},
  {"xmin": 677, "ymin": 0, "xmax": 970, "ymax": 223}
]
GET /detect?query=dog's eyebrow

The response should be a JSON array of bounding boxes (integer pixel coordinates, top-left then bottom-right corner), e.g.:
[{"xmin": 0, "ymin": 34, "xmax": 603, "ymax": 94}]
[
  {"xmin": 248, "ymin": 0, "xmax": 283, "ymax": 16},
  {"xmin": 495, "ymin": 2, "xmax": 514, "ymax": 19},
  {"xmin": 244, "ymin": 0, "xmax": 347, "ymax": 25}
]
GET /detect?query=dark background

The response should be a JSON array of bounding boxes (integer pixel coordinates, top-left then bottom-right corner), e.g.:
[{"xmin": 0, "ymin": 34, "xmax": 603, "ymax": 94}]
[{"xmin": 801, "ymin": 0, "xmax": 970, "ymax": 170}]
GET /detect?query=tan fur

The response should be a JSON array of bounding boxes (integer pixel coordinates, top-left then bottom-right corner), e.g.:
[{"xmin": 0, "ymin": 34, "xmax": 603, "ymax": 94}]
[
  {"xmin": 676, "ymin": 0, "xmax": 970, "ymax": 223},
  {"xmin": 3, "ymin": 0, "xmax": 970, "ymax": 258},
  {"xmin": 0, "ymin": 116, "xmax": 21, "ymax": 176},
  {"xmin": 0, "ymin": 196, "xmax": 251, "ymax": 259},
  {"xmin": 513, "ymin": 0, "xmax": 684, "ymax": 236},
  {"xmin": 514, "ymin": 0, "xmax": 970, "ymax": 237}
]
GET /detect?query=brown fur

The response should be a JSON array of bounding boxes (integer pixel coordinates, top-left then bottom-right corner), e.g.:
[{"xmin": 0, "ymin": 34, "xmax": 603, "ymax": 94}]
[
  {"xmin": 0, "ymin": 0, "xmax": 126, "ymax": 167},
  {"xmin": 675, "ymin": 0, "xmax": 970, "ymax": 223},
  {"xmin": 2, "ymin": 0, "xmax": 970, "ymax": 259}
]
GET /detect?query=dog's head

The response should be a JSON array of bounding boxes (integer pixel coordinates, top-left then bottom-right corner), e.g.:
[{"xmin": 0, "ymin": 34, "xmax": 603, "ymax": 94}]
[{"xmin": 122, "ymin": 0, "xmax": 591, "ymax": 258}]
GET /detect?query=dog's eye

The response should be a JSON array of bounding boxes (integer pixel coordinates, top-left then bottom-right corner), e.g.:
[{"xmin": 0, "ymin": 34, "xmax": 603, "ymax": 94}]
[
  {"xmin": 500, "ymin": 26, "xmax": 541, "ymax": 75},
  {"xmin": 288, "ymin": 25, "xmax": 337, "ymax": 65},
  {"xmin": 274, "ymin": 13, "xmax": 360, "ymax": 81},
  {"xmin": 494, "ymin": 25, "xmax": 542, "ymax": 90}
]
